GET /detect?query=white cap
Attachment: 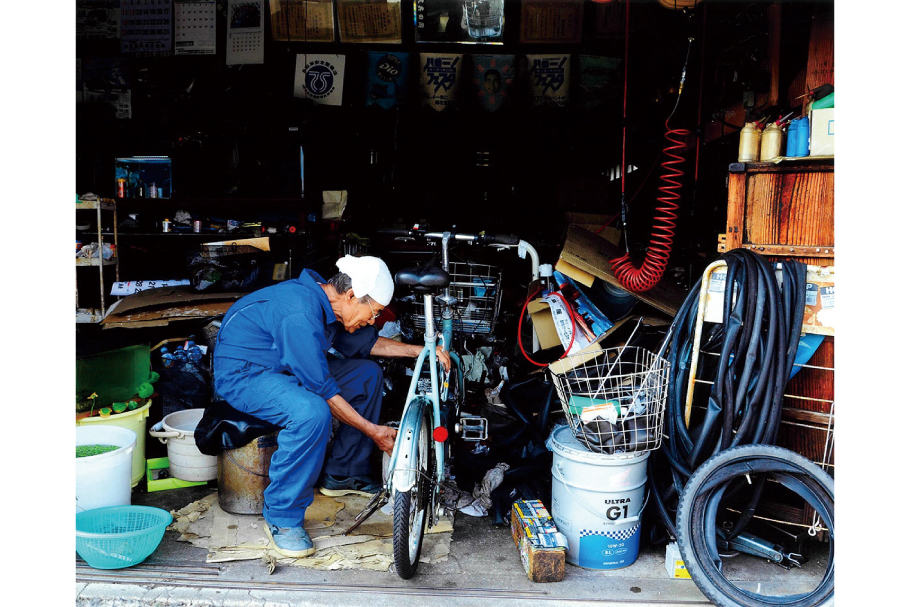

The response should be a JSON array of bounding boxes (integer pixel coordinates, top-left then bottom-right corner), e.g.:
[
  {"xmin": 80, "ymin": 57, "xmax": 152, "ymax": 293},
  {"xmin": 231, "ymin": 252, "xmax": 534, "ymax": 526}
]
[{"xmin": 335, "ymin": 255, "xmax": 395, "ymax": 306}]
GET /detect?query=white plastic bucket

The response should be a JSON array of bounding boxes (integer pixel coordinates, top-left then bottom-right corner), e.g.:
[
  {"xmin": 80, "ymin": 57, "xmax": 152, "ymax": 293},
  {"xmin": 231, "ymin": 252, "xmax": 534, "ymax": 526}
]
[
  {"xmin": 76, "ymin": 426, "xmax": 136, "ymax": 513},
  {"xmin": 76, "ymin": 402, "xmax": 151, "ymax": 487},
  {"xmin": 149, "ymin": 408, "xmax": 217, "ymax": 481},
  {"xmin": 547, "ymin": 424, "xmax": 649, "ymax": 570}
]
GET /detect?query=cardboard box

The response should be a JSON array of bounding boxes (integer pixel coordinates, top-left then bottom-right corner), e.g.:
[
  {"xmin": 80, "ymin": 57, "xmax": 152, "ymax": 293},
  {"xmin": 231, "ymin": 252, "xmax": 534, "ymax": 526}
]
[
  {"xmin": 557, "ymin": 225, "xmax": 686, "ymax": 317},
  {"xmin": 101, "ymin": 286, "xmax": 243, "ymax": 328},
  {"xmin": 510, "ymin": 500, "xmax": 567, "ymax": 583},
  {"xmin": 809, "ymin": 108, "xmax": 834, "ymax": 157},
  {"xmin": 563, "ymin": 212, "xmax": 622, "ymax": 246}
]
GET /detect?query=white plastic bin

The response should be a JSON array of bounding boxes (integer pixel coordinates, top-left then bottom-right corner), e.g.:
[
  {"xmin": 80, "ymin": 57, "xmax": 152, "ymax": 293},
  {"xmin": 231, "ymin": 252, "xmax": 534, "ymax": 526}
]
[{"xmin": 76, "ymin": 426, "xmax": 136, "ymax": 513}]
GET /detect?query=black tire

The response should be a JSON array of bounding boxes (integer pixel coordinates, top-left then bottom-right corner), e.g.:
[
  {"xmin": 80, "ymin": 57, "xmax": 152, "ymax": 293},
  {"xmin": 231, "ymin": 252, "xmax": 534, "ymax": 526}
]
[
  {"xmin": 676, "ymin": 445, "xmax": 834, "ymax": 607},
  {"xmin": 392, "ymin": 405, "xmax": 434, "ymax": 579}
]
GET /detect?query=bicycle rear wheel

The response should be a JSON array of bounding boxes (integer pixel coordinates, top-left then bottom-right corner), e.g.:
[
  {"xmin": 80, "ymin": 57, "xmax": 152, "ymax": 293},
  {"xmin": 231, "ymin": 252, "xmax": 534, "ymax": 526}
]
[{"xmin": 393, "ymin": 404, "xmax": 435, "ymax": 579}]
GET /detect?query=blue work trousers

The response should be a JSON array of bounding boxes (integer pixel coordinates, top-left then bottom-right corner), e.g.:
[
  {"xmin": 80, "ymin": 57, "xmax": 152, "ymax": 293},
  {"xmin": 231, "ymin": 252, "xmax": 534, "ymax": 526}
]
[{"xmin": 213, "ymin": 356, "xmax": 384, "ymax": 528}]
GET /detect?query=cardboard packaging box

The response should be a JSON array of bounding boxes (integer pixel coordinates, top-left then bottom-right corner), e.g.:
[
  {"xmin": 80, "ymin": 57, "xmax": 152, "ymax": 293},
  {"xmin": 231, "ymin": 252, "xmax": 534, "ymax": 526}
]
[
  {"xmin": 510, "ymin": 500, "xmax": 567, "ymax": 582},
  {"xmin": 809, "ymin": 108, "xmax": 834, "ymax": 156}
]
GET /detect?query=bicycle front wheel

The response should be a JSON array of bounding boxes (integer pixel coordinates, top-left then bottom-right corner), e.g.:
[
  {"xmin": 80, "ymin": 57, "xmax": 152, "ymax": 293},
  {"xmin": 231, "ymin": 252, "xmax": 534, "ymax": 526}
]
[{"xmin": 392, "ymin": 404, "xmax": 435, "ymax": 579}]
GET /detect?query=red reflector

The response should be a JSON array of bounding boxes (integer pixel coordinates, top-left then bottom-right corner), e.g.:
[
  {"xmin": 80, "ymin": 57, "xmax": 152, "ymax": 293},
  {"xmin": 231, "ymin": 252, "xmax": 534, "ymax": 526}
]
[{"xmin": 433, "ymin": 426, "xmax": 448, "ymax": 442}]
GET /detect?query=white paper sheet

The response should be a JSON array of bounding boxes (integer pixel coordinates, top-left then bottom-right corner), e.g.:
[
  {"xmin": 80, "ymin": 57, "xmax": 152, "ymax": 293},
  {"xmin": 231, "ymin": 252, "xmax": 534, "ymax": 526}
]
[{"xmin": 175, "ymin": 0, "xmax": 217, "ymax": 55}]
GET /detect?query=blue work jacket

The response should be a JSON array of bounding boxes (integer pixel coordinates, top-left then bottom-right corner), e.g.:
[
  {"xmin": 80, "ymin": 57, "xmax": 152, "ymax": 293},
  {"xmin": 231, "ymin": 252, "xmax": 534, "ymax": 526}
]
[{"xmin": 215, "ymin": 269, "xmax": 379, "ymax": 400}]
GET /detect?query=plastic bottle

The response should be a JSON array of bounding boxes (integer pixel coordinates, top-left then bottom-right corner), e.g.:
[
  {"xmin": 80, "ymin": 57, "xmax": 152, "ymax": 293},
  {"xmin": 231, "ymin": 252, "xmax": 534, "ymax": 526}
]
[
  {"xmin": 173, "ymin": 346, "xmax": 188, "ymax": 368},
  {"xmin": 160, "ymin": 347, "xmax": 176, "ymax": 369},
  {"xmin": 760, "ymin": 122, "xmax": 782, "ymax": 161},
  {"xmin": 186, "ymin": 339, "xmax": 204, "ymax": 366},
  {"xmin": 793, "ymin": 117, "xmax": 810, "ymax": 157},
  {"xmin": 785, "ymin": 124, "xmax": 797, "ymax": 157},
  {"xmin": 149, "ymin": 182, "xmax": 158, "ymax": 199},
  {"xmin": 738, "ymin": 122, "xmax": 760, "ymax": 162}
]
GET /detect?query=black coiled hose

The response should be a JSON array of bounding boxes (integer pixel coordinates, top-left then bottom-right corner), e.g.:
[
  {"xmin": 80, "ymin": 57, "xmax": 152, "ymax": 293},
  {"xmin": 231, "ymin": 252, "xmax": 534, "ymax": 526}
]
[{"xmin": 650, "ymin": 248, "xmax": 807, "ymax": 540}]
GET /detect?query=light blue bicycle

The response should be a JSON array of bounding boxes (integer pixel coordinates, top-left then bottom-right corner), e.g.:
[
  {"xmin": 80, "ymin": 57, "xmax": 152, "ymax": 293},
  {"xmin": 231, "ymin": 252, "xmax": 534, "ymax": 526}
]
[{"xmin": 343, "ymin": 228, "xmax": 538, "ymax": 579}]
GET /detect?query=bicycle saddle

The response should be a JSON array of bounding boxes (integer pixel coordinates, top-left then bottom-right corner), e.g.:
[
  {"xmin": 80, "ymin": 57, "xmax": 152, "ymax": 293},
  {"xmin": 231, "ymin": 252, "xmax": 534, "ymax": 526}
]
[{"xmin": 395, "ymin": 264, "xmax": 450, "ymax": 293}]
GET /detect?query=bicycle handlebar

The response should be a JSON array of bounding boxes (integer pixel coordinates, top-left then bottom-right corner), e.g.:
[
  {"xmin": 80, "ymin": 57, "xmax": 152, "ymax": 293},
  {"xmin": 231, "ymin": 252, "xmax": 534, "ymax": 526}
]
[{"xmin": 376, "ymin": 228, "xmax": 519, "ymax": 246}]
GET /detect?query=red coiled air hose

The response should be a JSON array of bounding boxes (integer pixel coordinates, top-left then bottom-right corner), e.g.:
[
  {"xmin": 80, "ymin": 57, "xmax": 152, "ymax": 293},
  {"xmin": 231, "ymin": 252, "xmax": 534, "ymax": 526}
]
[
  {"xmin": 610, "ymin": 0, "xmax": 695, "ymax": 292},
  {"xmin": 610, "ymin": 119, "xmax": 690, "ymax": 292}
]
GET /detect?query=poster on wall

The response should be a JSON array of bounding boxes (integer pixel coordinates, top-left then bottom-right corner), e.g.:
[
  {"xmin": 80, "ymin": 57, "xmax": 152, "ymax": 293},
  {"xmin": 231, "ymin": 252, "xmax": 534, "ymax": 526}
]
[
  {"xmin": 268, "ymin": 0, "xmax": 335, "ymax": 42},
  {"xmin": 578, "ymin": 55, "xmax": 622, "ymax": 109},
  {"xmin": 338, "ymin": 0, "xmax": 402, "ymax": 43},
  {"xmin": 175, "ymin": 0, "xmax": 217, "ymax": 56},
  {"xmin": 420, "ymin": 53, "xmax": 463, "ymax": 111},
  {"xmin": 593, "ymin": 0, "xmax": 625, "ymax": 39},
  {"xmin": 471, "ymin": 54, "xmax": 514, "ymax": 112},
  {"xmin": 80, "ymin": 58, "xmax": 132, "ymax": 119},
  {"xmin": 528, "ymin": 53, "xmax": 571, "ymax": 108},
  {"xmin": 365, "ymin": 51, "xmax": 410, "ymax": 108},
  {"xmin": 294, "ymin": 54, "xmax": 346, "ymax": 106},
  {"xmin": 121, "ymin": 0, "xmax": 173, "ymax": 55},
  {"xmin": 415, "ymin": 0, "xmax": 504, "ymax": 44},
  {"xmin": 519, "ymin": 0, "xmax": 583, "ymax": 44},
  {"xmin": 227, "ymin": 0, "xmax": 265, "ymax": 65},
  {"xmin": 77, "ymin": 0, "xmax": 120, "ymax": 40}
]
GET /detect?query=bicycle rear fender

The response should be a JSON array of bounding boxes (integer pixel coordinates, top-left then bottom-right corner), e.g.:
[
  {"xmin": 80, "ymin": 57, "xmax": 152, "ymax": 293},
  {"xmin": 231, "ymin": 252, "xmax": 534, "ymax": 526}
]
[{"xmin": 387, "ymin": 395, "xmax": 431, "ymax": 495}]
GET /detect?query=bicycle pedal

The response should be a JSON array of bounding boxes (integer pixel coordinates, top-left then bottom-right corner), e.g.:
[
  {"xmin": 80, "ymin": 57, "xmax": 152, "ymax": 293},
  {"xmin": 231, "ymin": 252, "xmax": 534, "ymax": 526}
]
[{"xmin": 456, "ymin": 415, "xmax": 488, "ymax": 441}]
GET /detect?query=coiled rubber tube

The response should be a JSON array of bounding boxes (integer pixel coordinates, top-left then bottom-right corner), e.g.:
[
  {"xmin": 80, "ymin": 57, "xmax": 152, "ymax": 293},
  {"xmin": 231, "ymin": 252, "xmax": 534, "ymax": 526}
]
[{"xmin": 610, "ymin": 118, "xmax": 690, "ymax": 292}]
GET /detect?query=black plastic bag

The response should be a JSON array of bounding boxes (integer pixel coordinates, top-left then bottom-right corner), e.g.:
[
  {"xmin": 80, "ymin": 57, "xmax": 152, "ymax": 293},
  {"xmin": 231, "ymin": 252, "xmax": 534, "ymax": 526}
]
[
  {"xmin": 194, "ymin": 400, "xmax": 282, "ymax": 456},
  {"xmin": 187, "ymin": 245, "xmax": 271, "ymax": 292}
]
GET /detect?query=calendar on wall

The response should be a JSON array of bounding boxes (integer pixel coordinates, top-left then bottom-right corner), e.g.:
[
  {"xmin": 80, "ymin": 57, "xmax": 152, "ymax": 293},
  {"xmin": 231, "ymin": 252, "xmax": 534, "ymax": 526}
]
[
  {"xmin": 175, "ymin": 0, "xmax": 217, "ymax": 55},
  {"xmin": 121, "ymin": 0, "xmax": 173, "ymax": 55},
  {"xmin": 227, "ymin": 0, "xmax": 265, "ymax": 65}
]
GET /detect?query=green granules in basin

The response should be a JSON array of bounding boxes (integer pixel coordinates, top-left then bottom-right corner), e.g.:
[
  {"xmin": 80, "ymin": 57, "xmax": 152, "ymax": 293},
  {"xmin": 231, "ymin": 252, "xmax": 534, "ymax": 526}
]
[{"xmin": 76, "ymin": 444, "xmax": 121, "ymax": 458}]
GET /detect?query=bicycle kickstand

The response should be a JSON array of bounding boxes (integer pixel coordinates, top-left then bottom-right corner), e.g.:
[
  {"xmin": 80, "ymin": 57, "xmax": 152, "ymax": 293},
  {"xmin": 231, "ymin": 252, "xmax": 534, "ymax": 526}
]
[{"xmin": 342, "ymin": 487, "xmax": 390, "ymax": 536}]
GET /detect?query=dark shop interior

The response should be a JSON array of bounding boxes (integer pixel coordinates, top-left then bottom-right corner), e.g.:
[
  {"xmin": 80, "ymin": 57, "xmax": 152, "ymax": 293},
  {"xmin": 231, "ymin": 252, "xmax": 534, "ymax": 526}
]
[{"xmin": 20, "ymin": 0, "xmax": 896, "ymax": 604}]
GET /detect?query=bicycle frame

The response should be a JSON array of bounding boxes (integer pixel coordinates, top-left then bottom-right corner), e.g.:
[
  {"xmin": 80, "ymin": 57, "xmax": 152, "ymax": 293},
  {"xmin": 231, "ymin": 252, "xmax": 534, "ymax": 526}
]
[
  {"xmin": 384, "ymin": 230, "xmax": 540, "ymax": 513},
  {"xmin": 386, "ymin": 291, "xmax": 446, "ymax": 502}
]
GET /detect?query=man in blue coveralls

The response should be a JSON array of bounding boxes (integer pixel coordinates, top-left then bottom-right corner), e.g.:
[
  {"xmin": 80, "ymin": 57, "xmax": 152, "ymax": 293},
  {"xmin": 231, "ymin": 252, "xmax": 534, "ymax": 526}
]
[{"xmin": 214, "ymin": 255, "xmax": 450, "ymax": 557}]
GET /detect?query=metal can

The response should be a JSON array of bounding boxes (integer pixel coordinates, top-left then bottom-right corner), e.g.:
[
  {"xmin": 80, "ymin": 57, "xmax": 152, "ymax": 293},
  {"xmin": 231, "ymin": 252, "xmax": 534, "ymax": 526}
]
[
  {"xmin": 193, "ymin": 220, "xmax": 202, "ymax": 233},
  {"xmin": 162, "ymin": 219, "xmax": 171, "ymax": 233},
  {"xmin": 116, "ymin": 178, "xmax": 126, "ymax": 198}
]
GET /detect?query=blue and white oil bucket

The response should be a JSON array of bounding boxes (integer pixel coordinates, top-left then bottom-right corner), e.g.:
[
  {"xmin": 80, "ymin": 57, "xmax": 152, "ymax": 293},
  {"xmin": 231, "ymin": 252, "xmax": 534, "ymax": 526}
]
[{"xmin": 547, "ymin": 424, "xmax": 649, "ymax": 570}]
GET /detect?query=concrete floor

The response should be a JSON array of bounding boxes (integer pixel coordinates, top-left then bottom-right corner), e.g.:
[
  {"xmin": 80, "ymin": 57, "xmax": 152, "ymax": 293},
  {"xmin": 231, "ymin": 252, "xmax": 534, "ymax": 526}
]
[{"xmin": 75, "ymin": 484, "xmax": 830, "ymax": 606}]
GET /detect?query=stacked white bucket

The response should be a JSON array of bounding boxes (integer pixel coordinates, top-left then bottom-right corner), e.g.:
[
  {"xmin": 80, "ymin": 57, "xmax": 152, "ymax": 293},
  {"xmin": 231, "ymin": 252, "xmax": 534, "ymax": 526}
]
[
  {"xmin": 547, "ymin": 425, "xmax": 649, "ymax": 570},
  {"xmin": 546, "ymin": 343, "xmax": 668, "ymax": 571}
]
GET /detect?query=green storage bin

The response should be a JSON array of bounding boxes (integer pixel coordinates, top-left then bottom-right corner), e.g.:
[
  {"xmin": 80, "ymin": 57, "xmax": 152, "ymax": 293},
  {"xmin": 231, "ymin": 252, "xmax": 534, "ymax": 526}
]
[{"xmin": 77, "ymin": 345, "xmax": 151, "ymax": 407}]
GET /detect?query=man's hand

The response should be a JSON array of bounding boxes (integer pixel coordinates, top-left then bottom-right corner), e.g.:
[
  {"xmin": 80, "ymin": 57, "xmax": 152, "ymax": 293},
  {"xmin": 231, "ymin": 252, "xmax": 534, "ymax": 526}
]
[
  {"xmin": 371, "ymin": 424, "xmax": 398, "ymax": 455},
  {"xmin": 436, "ymin": 345, "xmax": 451, "ymax": 372}
]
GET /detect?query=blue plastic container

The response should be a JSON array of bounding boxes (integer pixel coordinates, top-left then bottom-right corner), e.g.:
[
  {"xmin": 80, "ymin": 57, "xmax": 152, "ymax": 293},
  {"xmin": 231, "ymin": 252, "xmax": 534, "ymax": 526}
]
[
  {"xmin": 76, "ymin": 505, "xmax": 172, "ymax": 569},
  {"xmin": 793, "ymin": 117, "xmax": 810, "ymax": 157}
]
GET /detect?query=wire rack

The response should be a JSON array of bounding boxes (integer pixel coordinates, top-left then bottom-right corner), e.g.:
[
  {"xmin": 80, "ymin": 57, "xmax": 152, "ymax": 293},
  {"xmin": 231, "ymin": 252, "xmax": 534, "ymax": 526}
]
[
  {"xmin": 403, "ymin": 261, "xmax": 502, "ymax": 337},
  {"xmin": 549, "ymin": 346, "xmax": 670, "ymax": 455}
]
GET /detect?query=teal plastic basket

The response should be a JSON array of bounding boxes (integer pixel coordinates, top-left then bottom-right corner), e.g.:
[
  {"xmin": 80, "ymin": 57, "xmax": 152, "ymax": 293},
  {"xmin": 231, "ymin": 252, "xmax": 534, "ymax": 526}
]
[{"xmin": 76, "ymin": 505, "xmax": 172, "ymax": 569}]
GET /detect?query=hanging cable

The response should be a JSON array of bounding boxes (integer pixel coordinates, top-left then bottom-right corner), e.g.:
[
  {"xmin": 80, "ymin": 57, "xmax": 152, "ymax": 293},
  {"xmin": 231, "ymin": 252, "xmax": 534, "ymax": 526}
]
[{"xmin": 611, "ymin": 20, "xmax": 696, "ymax": 292}]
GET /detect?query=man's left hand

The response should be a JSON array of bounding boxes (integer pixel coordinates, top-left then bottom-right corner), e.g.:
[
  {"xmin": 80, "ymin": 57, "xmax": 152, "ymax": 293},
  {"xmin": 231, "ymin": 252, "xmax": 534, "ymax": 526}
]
[{"xmin": 436, "ymin": 345, "xmax": 451, "ymax": 372}]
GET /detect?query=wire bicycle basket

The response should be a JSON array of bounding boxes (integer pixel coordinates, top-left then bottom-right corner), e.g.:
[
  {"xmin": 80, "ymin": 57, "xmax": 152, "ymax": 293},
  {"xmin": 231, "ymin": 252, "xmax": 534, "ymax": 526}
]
[
  {"xmin": 549, "ymin": 346, "xmax": 670, "ymax": 455},
  {"xmin": 403, "ymin": 261, "xmax": 502, "ymax": 337}
]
